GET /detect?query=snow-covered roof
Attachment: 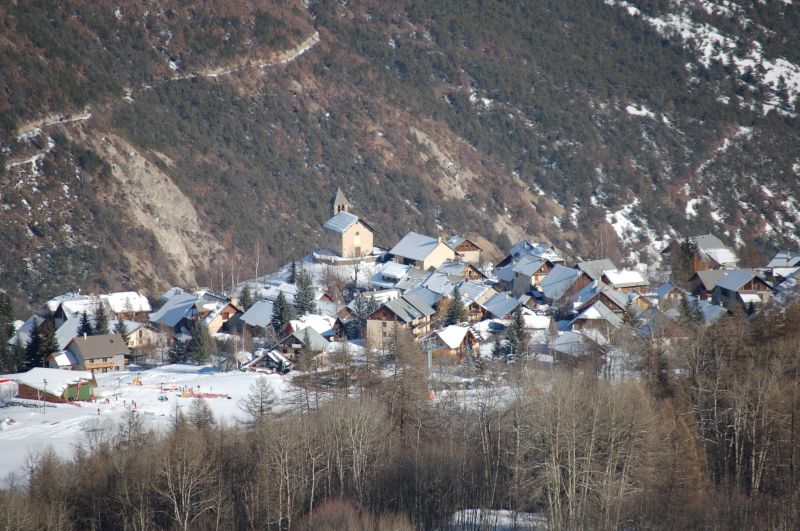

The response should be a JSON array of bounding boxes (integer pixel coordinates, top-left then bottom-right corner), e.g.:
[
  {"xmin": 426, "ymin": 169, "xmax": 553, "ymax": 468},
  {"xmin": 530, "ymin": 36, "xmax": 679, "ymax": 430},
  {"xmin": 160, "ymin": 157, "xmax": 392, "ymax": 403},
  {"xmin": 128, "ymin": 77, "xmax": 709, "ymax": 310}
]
[
  {"xmin": 394, "ymin": 269, "xmax": 431, "ymax": 291},
  {"xmin": 436, "ymin": 259, "xmax": 478, "ymax": 277},
  {"xmin": 504, "ymin": 240, "xmax": 562, "ymax": 264},
  {"xmin": 572, "ymin": 281, "xmax": 629, "ymax": 312},
  {"xmin": 550, "ymin": 331, "xmax": 591, "ymax": 357},
  {"xmin": 101, "ymin": 291, "xmax": 152, "ymax": 314},
  {"xmin": 421, "ymin": 271, "xmax": 458, "ymax": 295},
  {"xmin": 289, "ymin": 314, "xmax": 337, "ymax": 338},
  {"xmin": 576, "ymin": 259, "xmax": 617, "ymax": 281},
  {"xmin": 493, "ymin": 263, "xmax": 515, "ymax": 283},
  {"xmin": 672, "ymin": 234, "xmax": 738, "ymax": 267},
  {"xmin": 523, "ymin": 313, "xmax": 551, "ymax": 330},
  {"xmin": 45, "ymin": 292, "xmax": 91, "ymax": 314},
  {"xmin": 458, "ymin": 280, "xmax": 493, "ymax": 305},
  {"xmin": 323, "ymin": 211, "xmax": 360, "ymax": 234},
  {"xmin": 699, "ymin": 300, "xmax": 728, "ymax": 323},
  {"xmin": 50, "ymin": 350, "xmax": 78, "ymax": 368},
  {"xmin": 404, "ymin": 287, "xmax": 443, "ymax": 309},
  {"xmin": 379, "ymin": 262, "xmax": 411, "ymax": 281},
  {"xmin": 240, "ymin": 300, "xmax": 275, "ymax": 328},
  {"xmin": 767, "ymin": 251, "xmax": 800, "ymax": 269},
  {"xmin": 6, "ymin": 367, "xmax": 93, "ymax": 396},
  {"xmin": 602, "ymin": 269, "xmax": 649, "ymax": 288},
  {"xmin": 739, "ymin": 293, "xmax": 763, "ymax": 304},
  {"xmin": 283, "ymin": 328, "xmax": 330, "ymax": 352},
  {"xmin": 149, "ymin": 292, "xmax": 197, "ymax": 327},
  {"xmin": 390, "ymin": 232, "xmax": 442, "ymax": 262},
  {"xmin": 569, "ymin": 301, "xmax": 624, "ymax": 329},
  {"xmin": 60, "ymin": 297, "xmax": 102, "ymax": 320},
  {"xmin": 512, "ymin": 255, "xmax": 550, "ymax": 276},
  {"xmin": 541, "ymin": 264, "xmax": 581, "ymax": 302},
  {"xmin": 8, "ymin": 315, "xmax": 43, "ymax": 347},
  {"xmin": 432, "ymin": 324, "xmax": 472, "ymax": 349},
  {"xmin": 480, "ymin": 292, "xmax": 520, "ymax": 319}
]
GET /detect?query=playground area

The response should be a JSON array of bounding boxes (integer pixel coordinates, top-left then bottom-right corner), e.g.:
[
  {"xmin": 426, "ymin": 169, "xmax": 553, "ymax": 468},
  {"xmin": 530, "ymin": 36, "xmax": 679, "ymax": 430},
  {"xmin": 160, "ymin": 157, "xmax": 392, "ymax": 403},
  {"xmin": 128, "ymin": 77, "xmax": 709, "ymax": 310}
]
[{"xmin": 0, "ymin": 365, "xmax": 293, "ymax": 479}]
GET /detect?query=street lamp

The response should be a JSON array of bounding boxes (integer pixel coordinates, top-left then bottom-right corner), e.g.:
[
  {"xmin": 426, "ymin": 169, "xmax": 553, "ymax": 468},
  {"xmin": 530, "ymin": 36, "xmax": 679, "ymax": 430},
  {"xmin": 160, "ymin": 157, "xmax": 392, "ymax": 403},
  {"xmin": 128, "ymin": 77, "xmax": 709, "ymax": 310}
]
[{"xmin": 42, "ymin": 378, "xmax": 48, "ymax": 415}]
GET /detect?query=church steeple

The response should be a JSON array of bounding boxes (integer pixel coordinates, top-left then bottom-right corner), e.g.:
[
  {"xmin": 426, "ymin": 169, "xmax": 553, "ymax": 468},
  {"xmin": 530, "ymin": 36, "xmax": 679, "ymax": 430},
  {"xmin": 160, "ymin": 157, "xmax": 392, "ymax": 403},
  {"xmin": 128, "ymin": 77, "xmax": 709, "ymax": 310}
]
[{"xmin": 332, "ymin": 188, "xmax": 351, "ymax": 215}]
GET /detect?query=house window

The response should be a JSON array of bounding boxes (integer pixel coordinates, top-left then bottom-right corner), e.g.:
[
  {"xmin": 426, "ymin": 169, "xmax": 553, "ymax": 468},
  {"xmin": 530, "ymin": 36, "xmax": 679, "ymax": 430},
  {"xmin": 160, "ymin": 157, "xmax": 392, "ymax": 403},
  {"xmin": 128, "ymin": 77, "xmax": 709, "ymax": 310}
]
[
  {"xmin": 382, "ymin": 322, "xmax": 387, "ymax": 327},
  {"xmin": 356, "ymin": 231, "xmax": 360, "ymax": 236},
  {"xmin": 382, "ymin": 332, "xmax": 387, "ymax": 337},
  {"xmin": 222, "ymin": 312, "xmax": 230, "ymax": 320}
]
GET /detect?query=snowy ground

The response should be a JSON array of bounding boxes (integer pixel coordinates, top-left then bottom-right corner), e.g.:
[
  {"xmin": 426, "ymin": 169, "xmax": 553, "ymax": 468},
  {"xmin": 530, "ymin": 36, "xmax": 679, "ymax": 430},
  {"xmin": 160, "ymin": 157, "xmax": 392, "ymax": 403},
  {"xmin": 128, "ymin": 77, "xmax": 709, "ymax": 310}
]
[{"xmin": 0, "ymin": 365, "xmax": 293, "ymax": 480}]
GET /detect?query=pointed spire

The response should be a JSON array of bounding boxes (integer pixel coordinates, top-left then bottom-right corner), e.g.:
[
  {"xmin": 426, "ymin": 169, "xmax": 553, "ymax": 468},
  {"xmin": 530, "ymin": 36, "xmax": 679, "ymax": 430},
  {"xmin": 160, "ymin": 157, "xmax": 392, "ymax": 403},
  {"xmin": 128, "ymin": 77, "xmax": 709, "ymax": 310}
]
[{"xmin": 332, "ymin": 188, "xmax": 351, "ymax": 215}]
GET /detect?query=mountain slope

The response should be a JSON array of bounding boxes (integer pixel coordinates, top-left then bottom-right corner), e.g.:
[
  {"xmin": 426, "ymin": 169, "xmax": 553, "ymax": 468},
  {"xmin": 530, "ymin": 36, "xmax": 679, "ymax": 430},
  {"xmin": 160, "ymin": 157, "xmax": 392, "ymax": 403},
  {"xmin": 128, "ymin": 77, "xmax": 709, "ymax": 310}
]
[{"xmin": 1, "ymin": 0, "xmax": 798, "ymax": 306}]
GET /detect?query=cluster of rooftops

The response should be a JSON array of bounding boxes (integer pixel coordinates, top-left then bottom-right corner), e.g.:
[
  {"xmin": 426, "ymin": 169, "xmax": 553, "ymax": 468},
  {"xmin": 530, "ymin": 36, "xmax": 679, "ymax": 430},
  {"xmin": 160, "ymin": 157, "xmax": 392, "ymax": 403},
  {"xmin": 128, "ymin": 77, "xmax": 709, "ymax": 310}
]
[{"xmin": 7, "ymin": 190, "xmax": 800, "ymax": 372}]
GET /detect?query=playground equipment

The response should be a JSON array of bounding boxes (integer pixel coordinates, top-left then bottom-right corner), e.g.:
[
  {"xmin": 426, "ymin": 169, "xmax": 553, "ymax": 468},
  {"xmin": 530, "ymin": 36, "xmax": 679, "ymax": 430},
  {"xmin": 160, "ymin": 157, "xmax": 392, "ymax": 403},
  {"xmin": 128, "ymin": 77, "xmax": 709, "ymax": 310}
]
[{"xmin": 131, "ymin": 375, "xmax": 143, "ymax": 386}]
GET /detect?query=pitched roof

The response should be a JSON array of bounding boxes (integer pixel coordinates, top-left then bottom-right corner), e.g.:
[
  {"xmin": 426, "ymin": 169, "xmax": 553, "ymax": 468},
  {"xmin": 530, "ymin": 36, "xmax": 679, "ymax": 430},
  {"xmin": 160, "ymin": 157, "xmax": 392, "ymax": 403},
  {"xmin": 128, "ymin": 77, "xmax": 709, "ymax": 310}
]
[
  {"xmin": 102, "ymin": 291, "xmax": 152, "ymax": 314},
  {"xmin": 333, "ymin": 188, "xmax": 351, "ymax": 208},
  {"xmin": 716, "ymin": 269, "xmax": 767, "ymax": 292},
  {"xmin": 602, "ymin": 269, "xmax": 649, "ymax": 288},
  {"xmin": 446, "ymin": 235, "xmax": 482, "ymax": 251},
  {"xmin": 693, "ymin": 269, "xmax": 727, "ymax": 291},
  {"xmin": 768, "ymin": 251, "xmax": 800, "ymax": 269},
  {"xmin": 550, "ymin": 331, "xmax": 591, "ymax": 357},
  {"xmin": 656, "ymin": 281, "xmax": 682, "ymax": 300},
  {"xmin": 569, "ymin": 301, "xmax": 624, "ymax": 329},
  {"xmin": 4, "ymin": 367, "xmax": 94, "ymax": 395},
  {"xmin": 322, "ymin": 210, "xmax": 374, "ymax": 234},
  {"xmin": 669, "ymin": 234, "xmax": 738, "ymax": 266},
  {"xmin": 382, "ymin": 296, "xmax": 436, "ymax": 323},
  {"xmin": 149, "ymin": 292, "xmax": 198, "ymax": 327},
  {"xmin": 390, "ymin": 232, "xmax": 443, "ymax": 262},
  {"xmin": 421, "ymin": 271, "xmax": 459, "ymax": 295},
  {"xmin": 289, "ymin": 314, "xmax": 337, "ymax": 338},
  {"xmin": 430, "ymin": 324, "xmax": 474, "ymax": 349},
  {"xmin": 68, "ymin": 334, "xmax": 128, "ymax": 360},
  {"xmin": 480, "ymin": 292, "xmax": 520, "ymax": 318},
  {"xmin": 576, "ymin": 259, "xmax": 617, "ymax": 281},
  {"xmin": 240, "ymin": 300, "xmax": 275, "ymax": 328},
  {"xmin": 404, "ymin": 287, "xmax": 443, "ymax": 308},
  {"xmin": 572, "ymin": 281, "xmax": 629, "ymax": 313},
  {"xmin": 457, "ymin": 280, "xmax": 494, "ymax": 305},
  {"xmin": 394, "ymin": 269, "xmax": 431, "ymax": 291},
  {"xmin": 512, "ymin": 255, "xmax": 550, "ymax": 276},
  {"xmin": 504, "ymin": 240, "xmax": 562, "ymax": 264},
  {"xmin": 283, "ymin": 328, "xmax": 329, "ymax": 352},
  {"xmin": 541, "ymin": 265, "xmax": 581, "ymax": 301}
]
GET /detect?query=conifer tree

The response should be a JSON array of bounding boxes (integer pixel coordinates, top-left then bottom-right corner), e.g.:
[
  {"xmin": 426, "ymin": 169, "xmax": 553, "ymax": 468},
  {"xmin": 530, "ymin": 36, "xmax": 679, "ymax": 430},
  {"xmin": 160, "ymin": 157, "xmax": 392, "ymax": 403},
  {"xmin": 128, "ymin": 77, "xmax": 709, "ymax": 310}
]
[
  {"xmin": 187, "ymin": 324, "xmax": 214, "ymax": 364},
  {"xmin": 168, "ymin": 340, "xmax": 189, "ymax": 364},
  {"xmin": 239, "ymin": 284, "xmax": 254, "ymax": 312},
  {"xmin": 94, "ymin": 302, "xmax": 110, "ymax": 335},
  {"xmin": 301, "ymin": 328, "xmax": 314, "ymax": 363},
  {"xmin": 78, "ymin": 310, "xmax": 93, "ymax": 337},
  {"xmin": 293, "ymin": 268, "xmax": 316, "ymax": 316},
  {"xmin": 0, "ymin": 292, "xmax": 13, "ymax": 337},
  {"xmin": 505, "ymin": 311, "xmax": 529, "ymax": 358},
  {"xmin": 39, "ymin": 321, "xmax": 59, "ymax": 359},
  {"xmin": 622, "ymin": 299, "xmax": 642, "ymax": 328},
  {"xmin": 270, "ymin": 292, "xmax": 294, "ymax": 334},
  {"xmin": 114, "ymin": 319, "xmax": 131, "ymax": 344},
  {"xmin": 24, "ymin": 323, "xmax": 42, "ymax": 370},
  {"xmin": 289, "ymin": 260, "xmax": 298, "ymax": 284},
  {"xmin": 4, "ymin": 337, "xmax": 26, "ymax": 373},
  {"xmin": 446, "ymin": 285, "xmax": 467, "ymax": 325}
]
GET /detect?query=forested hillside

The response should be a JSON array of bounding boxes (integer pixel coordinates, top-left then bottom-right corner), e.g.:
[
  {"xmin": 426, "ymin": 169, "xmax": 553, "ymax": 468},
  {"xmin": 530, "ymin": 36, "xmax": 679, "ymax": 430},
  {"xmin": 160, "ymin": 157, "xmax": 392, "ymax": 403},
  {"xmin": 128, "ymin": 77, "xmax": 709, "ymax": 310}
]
[{"xmin": 2, "ymin": 0, "xmax": 798, "ymax": 307}]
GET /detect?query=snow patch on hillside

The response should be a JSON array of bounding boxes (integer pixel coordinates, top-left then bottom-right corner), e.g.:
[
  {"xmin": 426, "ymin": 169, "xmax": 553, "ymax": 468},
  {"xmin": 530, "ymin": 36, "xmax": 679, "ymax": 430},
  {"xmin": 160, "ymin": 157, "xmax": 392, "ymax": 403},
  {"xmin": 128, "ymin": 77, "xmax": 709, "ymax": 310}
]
[
  {"xmin": 605, "ymin": 0, "xmax": 800, "ymax": 114},
  {"xmin": 626, "ymin": 104, "xmax": 655, "ymax": 118}
]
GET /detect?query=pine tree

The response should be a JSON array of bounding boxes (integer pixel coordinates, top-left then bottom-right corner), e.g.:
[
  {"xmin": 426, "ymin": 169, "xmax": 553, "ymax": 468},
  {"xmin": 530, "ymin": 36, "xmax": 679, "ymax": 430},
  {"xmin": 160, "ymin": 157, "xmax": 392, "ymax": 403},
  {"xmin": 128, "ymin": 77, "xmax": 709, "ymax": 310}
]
[
  {"xmin": 94, "ymin": 302, "xmax": 109, "ymax": 335},
  {"xmin": 690, "ymin": 297, "xmax": 705, "ymax": 324},
  {"xmin": 0, "ymin": 292, "xmax": 13, "ymax": 337},
  {"xmin": 446, "ymin": 285, "xmax": 467, "ymax": 325},
  {"xmin": 288, "ymin": 260, "xmax": 298, "ymax": 284},
  {"xmin": 24, "ymin": 323, "xmax": 43, "ymax": 369},
  {"xmin": 239, "ymin": 376, "xmax": 277, "ymax": 426},
  {"xmin": 168, "ymin": 341, "xmax": 189, "ymax": 364},
  {"xmin": 300, "ymin": 328, "xmax": 314, "ymax": 364},
  {"xmin": 114, "ymin": 319, "xmax": 131, "ymax": 344},
  {"xmin": 187, "ymin": 324, "xmax": 214, "ymax": 364},
  {"xmin": 239, "ymin": 284, "xmax": 254, "ymax": 312},
  {"xmin": 622, "ymin": 299, "xmax": 642, "ymax": 328},
  {"xmin": 8, "ymin": 337, "xmax": 25, "ymax": 373},
  {"xmin": 78, "ymin": 310, "xmax": 93, "ymax": 337},
  {"xmin": 293, "ymin": 267, "xmax": 316, "ymax": 316},
  {"xmin": 39, "ymin": 321, "xmax": 59, "ymax": 360},
  {"xmin": 270, "ymin": 292, "xmax": 294, "ymax": 334},
  {"xmin": 506, "ymin": 311, "xmax": 529, "ymax": 358}
]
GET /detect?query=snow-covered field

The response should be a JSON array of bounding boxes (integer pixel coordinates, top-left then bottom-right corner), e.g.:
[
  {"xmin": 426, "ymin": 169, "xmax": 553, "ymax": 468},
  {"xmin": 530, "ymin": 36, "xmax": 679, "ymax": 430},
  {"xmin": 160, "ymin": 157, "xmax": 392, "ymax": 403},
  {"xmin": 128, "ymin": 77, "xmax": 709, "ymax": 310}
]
[{"xmin": 0, "ymin": 365, "xmax": 293, "ymax": 480}]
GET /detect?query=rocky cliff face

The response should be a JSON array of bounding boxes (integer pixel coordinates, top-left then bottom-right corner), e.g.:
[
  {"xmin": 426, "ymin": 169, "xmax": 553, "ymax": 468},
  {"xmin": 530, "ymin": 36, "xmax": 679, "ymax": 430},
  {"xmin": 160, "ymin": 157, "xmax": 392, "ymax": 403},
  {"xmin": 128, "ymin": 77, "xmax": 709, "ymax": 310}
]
[{"xmin": 1, "ymin": 0, "xmax": 798, "ymax": 307}]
